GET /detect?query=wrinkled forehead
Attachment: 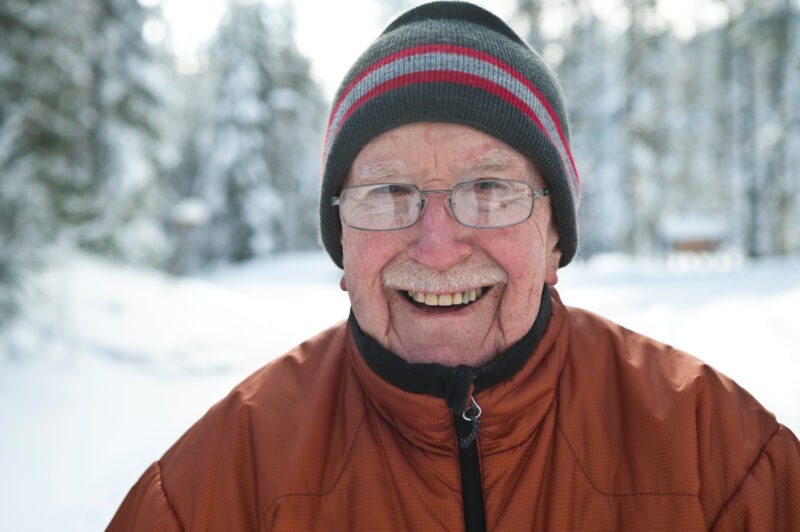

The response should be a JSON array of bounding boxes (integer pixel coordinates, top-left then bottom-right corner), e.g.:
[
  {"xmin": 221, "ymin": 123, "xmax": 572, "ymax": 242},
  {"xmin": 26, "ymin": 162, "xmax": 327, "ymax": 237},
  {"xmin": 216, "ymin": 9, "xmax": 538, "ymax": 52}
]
[{"xmin": 343, "ymin": 125, "xmax": 545, "ymax": 189}]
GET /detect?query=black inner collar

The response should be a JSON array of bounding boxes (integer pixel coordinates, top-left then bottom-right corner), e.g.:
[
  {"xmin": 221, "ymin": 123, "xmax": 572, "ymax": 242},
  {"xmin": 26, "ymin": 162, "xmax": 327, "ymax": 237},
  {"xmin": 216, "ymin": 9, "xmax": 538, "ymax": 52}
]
[{"xmin": 350, "ymin": 285, "xmax": 551, "ymax": 414}]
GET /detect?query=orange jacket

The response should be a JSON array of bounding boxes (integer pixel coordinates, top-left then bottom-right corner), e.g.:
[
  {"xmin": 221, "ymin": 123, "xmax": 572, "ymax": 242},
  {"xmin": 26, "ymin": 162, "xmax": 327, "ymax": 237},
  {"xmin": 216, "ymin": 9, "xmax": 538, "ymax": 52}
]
[{"xmin": 109, "ymin": 290, "xmax": 800, "ymax": 530}]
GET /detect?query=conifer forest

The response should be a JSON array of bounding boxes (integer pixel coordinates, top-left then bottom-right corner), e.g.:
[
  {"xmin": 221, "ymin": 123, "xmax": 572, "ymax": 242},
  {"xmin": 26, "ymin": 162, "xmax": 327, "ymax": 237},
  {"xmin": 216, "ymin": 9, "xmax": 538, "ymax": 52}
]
[{"xmin": 1, "ymin": 0, "xmax": 799, "ymax": 324}]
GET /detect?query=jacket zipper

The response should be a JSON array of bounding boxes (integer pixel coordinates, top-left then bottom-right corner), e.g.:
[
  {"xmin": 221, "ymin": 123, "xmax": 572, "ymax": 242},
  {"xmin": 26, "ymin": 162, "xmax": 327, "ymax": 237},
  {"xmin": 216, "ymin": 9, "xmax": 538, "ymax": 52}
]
[{"xmin": 454, "ymin": 398, "xmax": 486, "ymax": 532}]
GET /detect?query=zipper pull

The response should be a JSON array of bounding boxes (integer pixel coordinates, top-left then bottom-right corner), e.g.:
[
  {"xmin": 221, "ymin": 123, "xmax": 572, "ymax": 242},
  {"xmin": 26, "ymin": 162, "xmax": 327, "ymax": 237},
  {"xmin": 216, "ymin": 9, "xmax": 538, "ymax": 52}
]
[{"xmin": 458, "ymin": 397, "xmax": 482, "ymax": 448}]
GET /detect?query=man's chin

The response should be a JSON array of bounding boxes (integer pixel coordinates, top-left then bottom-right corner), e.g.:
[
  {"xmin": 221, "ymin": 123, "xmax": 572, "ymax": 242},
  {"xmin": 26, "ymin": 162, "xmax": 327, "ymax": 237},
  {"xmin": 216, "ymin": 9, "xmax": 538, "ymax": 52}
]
[
  {"xmin": 391, "ymin": 333, "xmax": 499, "ymax": 367},
  {"xmin": 387, "ymin": 307, "xmax": 501, "ymax": 366}
]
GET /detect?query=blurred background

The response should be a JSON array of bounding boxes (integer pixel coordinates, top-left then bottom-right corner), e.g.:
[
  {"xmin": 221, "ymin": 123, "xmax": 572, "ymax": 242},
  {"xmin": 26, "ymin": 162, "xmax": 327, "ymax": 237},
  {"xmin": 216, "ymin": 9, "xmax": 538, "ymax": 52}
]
[{"xmin": 0, "ymin": 0, "xmax": 798, "ymax": 530}]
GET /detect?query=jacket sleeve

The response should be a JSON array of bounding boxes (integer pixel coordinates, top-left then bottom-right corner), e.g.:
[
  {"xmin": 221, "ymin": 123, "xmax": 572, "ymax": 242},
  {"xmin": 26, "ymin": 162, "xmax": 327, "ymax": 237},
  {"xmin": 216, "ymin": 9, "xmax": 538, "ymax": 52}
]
[
  {"xmin": 710, "ymin": 425, "xmax": 800, "ymax": 531},
  {"xmin": 106, "ymin": 461, "xmax": 182, "ymax": 532}
]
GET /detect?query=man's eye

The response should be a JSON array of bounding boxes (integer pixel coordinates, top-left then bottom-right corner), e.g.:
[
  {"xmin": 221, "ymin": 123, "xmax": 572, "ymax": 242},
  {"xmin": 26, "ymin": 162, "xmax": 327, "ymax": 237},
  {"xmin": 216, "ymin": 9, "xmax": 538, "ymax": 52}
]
[
  {"xmin": 474, "ymin": 180, "xmax": 510, "ymax": 192},
  {"xmin": 480, "ymin": 180, "xmax": 505, "ymax": 188},
  {"xmin": 372, "ymin": 185, "xmax": 412, "ymax": 197}
]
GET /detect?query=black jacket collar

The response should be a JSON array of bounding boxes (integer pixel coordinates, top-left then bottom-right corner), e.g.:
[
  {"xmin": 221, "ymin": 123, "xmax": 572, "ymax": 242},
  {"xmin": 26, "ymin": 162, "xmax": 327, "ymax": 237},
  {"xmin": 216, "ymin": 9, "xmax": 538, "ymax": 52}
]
[{"xmin": 350, "ymin": 285, "xmax": 551, "ymax": 414}]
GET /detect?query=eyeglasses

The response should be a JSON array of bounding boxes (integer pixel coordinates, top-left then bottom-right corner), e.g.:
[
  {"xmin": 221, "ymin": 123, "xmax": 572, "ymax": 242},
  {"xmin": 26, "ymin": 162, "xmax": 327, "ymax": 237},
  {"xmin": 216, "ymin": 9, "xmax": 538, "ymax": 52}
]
[{"xmin": 331, "ymin": 179, "xmax": 548, "ymax": 231}]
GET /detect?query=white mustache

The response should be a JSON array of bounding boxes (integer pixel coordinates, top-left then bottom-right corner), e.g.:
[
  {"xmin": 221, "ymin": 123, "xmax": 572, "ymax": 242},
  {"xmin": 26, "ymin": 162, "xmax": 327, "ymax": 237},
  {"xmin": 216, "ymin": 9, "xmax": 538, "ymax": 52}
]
[{"xmin": 381, "ymin": 255, "xmax": 508, "ymax": 293}]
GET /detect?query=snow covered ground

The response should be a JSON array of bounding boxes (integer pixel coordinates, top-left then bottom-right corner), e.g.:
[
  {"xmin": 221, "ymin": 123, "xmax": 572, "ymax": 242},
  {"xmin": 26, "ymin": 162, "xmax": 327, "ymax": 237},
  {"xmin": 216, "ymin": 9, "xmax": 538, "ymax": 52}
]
[{"xmin": 1, "ymin": 250, "xmax": 798, "ymax": 531}]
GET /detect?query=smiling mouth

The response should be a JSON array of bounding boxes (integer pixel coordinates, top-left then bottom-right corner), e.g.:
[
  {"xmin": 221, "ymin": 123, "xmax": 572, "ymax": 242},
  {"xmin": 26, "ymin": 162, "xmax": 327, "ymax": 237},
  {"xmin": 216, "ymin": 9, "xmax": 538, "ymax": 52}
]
[{"xmin": 403, "ymin": 286, "xmax": 489, "ymax": 310}]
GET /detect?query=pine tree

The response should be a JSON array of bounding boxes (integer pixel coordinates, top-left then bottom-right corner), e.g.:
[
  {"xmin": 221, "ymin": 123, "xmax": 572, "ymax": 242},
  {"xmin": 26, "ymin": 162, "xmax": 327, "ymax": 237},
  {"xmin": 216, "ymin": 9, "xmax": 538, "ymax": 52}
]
[
  {"xmin": 0, "ymin": 0, "xmax": 162, "ymax": 325},
  {"xmin": 0, "ymin": 1, "xmax": 75, "ymax": 324},
  {"xmin": 1, "ymin": 0, "xmax": 159, "ymax": 244},
  {"xmin": 759, "ymin": 2, "xmax": 795, "ymax": 254},
  {"xmin": 73, "ymin": 0, "xmax": 162, "ymax": 258},
  {"xmin": 548, "ymin": 0, "xmax": 620, "ymax": 257},
  {"xmin": 191, "ymin": 0, "xmax": 325, "ymax": 266},
  {"xmin": 619, "ymin": 0, "xmax": 674, "ymax": 254}
]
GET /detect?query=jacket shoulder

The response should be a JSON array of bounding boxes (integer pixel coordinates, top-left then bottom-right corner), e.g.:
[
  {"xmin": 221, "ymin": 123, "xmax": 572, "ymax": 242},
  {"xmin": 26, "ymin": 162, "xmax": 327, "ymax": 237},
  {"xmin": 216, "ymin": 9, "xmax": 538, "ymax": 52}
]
[
  {"xmin": 709, "ymin": 424, "xmax": 800, "ymax": 530},
  {"xmin": 113, "ymin": 320, "xmax": 368, "ymax": 530},
  {"xmin": 558, "ymin": 305, "xmax": 781, "ymax": 526}
]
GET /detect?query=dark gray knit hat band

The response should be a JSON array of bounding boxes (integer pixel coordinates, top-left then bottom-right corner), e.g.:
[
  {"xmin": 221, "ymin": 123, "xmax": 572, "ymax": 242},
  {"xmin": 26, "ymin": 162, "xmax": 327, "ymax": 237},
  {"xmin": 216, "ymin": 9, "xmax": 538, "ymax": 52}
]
[{"xmin": 319, "ymin": 1, "xmax": 581, "ymax": 268}]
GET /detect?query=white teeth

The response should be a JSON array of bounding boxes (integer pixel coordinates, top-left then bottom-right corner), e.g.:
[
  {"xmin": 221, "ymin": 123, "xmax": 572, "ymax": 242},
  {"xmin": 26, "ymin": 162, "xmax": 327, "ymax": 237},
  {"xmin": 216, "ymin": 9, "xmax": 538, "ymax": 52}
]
[{"xmin": 407, "ymin": 288, "xmax": 486, "ymax": 307}]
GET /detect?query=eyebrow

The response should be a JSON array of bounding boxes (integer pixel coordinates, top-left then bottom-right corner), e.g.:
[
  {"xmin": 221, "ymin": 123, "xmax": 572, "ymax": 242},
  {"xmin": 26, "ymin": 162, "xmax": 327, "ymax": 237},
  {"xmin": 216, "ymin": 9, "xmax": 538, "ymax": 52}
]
[
  {"xmin": 462, "ymin": 149, "xmax": 513, "ymax": 173},
  {"xmin": 350, "ymin": 149, "xmax": 515, "ymax": 184},
  {"xmin": 352, "ymin": 162, "xmax": 402, "ymax": 183}
]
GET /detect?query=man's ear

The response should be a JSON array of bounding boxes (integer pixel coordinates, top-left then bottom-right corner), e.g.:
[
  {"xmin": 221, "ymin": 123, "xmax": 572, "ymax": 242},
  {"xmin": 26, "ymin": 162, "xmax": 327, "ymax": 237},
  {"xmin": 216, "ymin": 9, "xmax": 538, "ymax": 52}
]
[
  {"xmin": 340, "ymin": 274, "xmax": 347, "ymax": 291},
  {"xmin": 545, "ymin": 243, "xmax": 561, "ymax": 286}
]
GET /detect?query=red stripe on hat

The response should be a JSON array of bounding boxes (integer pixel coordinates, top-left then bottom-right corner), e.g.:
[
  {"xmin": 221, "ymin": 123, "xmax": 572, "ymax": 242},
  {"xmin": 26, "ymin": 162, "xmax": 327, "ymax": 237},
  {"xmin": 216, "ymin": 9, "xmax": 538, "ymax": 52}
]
[{"xmin": 333, "ymin": 70, "xmax": 574, "ymax": 182}]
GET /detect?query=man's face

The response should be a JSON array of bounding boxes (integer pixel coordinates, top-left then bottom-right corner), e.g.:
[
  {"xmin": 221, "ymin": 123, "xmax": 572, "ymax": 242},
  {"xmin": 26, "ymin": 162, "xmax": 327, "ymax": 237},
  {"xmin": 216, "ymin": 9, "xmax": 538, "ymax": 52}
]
[{"xmin": 340, "ymin": 122, "xmax": 561, "ymax": 367}]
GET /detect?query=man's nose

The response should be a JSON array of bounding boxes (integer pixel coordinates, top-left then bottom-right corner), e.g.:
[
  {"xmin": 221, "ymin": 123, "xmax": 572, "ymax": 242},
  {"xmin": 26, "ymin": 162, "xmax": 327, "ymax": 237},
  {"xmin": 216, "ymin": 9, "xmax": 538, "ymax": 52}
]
[{"xmin": 407, "ymin": 193, "xmax": 472, "ymax": 271}]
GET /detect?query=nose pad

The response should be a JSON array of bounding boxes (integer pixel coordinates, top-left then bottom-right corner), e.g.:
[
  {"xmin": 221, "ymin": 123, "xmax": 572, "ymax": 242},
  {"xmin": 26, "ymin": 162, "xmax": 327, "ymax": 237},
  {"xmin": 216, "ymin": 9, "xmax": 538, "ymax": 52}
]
[
  {"xmin": 417, "ymin": 194, "xmax": 457, "ymax": 223},
  {"xmin": 448, "ymin": 198, "xmax": 458, "ymax": 218}
]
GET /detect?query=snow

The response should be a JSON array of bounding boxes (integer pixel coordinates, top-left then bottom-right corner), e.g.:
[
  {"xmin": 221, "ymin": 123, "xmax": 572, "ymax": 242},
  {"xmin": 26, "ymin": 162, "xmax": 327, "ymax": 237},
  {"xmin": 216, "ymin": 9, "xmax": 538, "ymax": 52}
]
[
  {"xmin": 659, "ymin": 213, "xmax": 728, "ymax": 242},
  {"xmin": 170, "ymin": 197, "xmax": 210, "ymax": 227},
  {"xmin": 1, "ymin": 249, "xmax": 799, "ymax": 531}
]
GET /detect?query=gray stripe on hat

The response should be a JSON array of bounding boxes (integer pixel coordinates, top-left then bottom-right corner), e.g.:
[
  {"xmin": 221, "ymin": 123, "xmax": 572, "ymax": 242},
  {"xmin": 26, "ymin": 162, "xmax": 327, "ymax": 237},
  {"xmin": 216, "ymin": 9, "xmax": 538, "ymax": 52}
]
[{"xmin": 325, "ymin": 51, "xmax": 579, "ymax": 204}]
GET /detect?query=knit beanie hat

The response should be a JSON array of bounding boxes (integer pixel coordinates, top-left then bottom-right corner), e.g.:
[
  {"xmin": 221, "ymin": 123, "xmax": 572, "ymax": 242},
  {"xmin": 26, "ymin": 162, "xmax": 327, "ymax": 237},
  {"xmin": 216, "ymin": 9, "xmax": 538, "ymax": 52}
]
[{"xmin": 319, "ymin": 1, "xmax": 581, "ymax": 268}]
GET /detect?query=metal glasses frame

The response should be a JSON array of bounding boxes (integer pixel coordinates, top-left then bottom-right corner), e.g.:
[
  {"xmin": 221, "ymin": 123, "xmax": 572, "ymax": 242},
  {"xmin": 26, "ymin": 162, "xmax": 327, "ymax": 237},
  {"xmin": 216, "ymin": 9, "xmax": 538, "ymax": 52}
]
[{"xmin": 331, "ymin": 179, "xmax": 549, "ymax": 231}]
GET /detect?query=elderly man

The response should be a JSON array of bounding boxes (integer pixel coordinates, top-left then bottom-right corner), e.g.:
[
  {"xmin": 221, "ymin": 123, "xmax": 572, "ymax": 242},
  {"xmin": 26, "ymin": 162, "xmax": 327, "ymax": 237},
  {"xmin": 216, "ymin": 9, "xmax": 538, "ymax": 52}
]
[{"xmin": 110, "ymin": 2, "xmax": 799, "ymax": 530}]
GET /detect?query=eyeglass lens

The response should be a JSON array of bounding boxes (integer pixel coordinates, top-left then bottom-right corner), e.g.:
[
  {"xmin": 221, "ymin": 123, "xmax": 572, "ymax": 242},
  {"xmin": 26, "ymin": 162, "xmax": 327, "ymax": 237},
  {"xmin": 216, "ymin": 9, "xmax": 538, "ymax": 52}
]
[{"xmin": 339, "ymin": 180, "xmax": 535, "ymax": 230}]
